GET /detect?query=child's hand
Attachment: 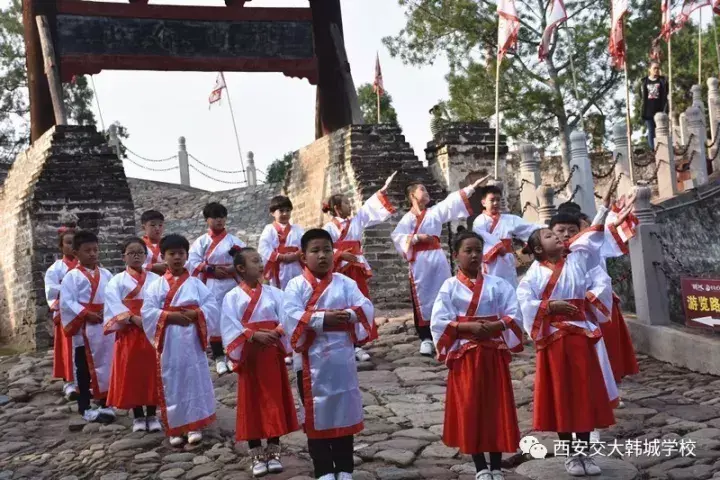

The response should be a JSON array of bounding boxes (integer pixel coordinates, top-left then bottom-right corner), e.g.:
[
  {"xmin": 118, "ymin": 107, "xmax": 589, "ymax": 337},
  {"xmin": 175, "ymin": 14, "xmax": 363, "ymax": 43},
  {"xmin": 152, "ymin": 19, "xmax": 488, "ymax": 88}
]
[
  {"xmin": 168, "ymin": 312, "xmax": 192, "ymax": 327},
  {"xmin": 85, "ymin": 312, "xmax": 103, "ymax": 324},
  {"xmin": 252, "ymin": 330, "xmax": 280, "ymax": 346},
  {"xmin": 324, "ymin": 310, "xmax": 351, "ymax": 327},
  {"xmin": 548, "ymin": 301, "xmax": 579, "ymax": 316},
  {"xmin": 469, "ymin": 322, "xmax": 493, "ymax": 340},
  {"xmin": 415, "ymin": 234, "xmax": 432, "ymax": 243},
  {"xmin": 151, "ymin": 263, "xmax": 168, "ymax": 275},
  {"xmin": 182, "ymin": 309, "xmax": 198, "ymax": 322},
  {"xmin": 213, "ymin": 267, "xmax": 231, "ymax": 279},
  {"xmin": 130, "ymin": 315, "xmax": 143, "ymax": 328},
  {"xmin": 380, "ymin": 171, "xmax": 397, "ymax": 192}
]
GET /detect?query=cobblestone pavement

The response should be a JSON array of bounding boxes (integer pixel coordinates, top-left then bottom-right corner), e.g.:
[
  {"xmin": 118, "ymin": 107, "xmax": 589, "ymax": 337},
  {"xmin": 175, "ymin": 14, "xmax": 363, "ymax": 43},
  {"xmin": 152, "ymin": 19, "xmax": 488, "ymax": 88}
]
[{"xmin": 1, "ymin": 311, "xmax": 720, "ymax": 480}]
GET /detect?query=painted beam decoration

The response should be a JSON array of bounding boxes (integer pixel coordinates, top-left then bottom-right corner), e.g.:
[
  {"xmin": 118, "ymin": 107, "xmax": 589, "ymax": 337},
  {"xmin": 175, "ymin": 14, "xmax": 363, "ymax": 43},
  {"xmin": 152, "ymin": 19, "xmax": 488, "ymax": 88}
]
[{"xmin": 54, "ymin": 0, "xmax": 318, "ymax": 84}]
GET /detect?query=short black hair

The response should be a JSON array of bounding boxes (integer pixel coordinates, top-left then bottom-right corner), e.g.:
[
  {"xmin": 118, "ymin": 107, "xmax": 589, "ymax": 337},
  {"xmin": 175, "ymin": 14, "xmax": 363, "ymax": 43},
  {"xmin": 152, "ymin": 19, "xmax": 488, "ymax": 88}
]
[
  {"xmin": 233, "ymin": 247, "xmax": 257, "ymax": 267},
  {"xmin": 523, "ymin": 228, "xmax": 546, "ymax": 256},
  {"xmin": 140, "ymin": 210, "xmax": 165, "ymax": 224},
  {"xmin": 578, "ymin": 213, "xmax": 591, "ymax": 225},
  {"xmin": 301, "ymin": 228, "xmax": 333, "ymax": 252},
  {"xmin": 203, "ymin": 202, "xmax": 228, "ymax": 219},
  {"xmin": 557, "ymin": 201, "xmax": 582, "ymax": 214},
  {"xmin": 72, "ymin": 230, "xmax": 98, "ymax": 251},
  {"xmin": 160, "ymin": 234, "xmax": 190, "ymax": 254},
  {"xmin": 405, "ymin": 183, "xmax": 424, "ymax": 208},
  {"xmin": 478, "ymin": 185, "xmax": 502, "ymax": 200},
  {"xmin": 549, "ymin": 213, "xmax": 581, "ymax": 230},
  {"xmin": 453, "ymin": 230, "xmax": 484, "ymax": 252},
  {"xmin": 269, "ymin": 195, "xmax": 293, "ymax": 213},
  {"xmin": 122, "ymin": 236, "xmax": 147, "ymax": 254}
]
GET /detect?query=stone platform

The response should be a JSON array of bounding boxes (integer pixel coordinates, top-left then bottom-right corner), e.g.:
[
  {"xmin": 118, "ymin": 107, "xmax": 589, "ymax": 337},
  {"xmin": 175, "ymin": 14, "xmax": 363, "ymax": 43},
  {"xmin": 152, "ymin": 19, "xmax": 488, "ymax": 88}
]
[{"xmin": 1, "ymin": 311, "xmax": 720, "ymax": 480}]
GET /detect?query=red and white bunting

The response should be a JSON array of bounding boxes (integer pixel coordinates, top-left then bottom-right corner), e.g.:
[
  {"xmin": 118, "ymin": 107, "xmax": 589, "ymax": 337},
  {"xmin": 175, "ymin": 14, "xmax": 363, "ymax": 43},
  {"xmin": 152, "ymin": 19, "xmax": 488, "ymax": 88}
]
[
  {"xmin": 208, "ymin": 72, "xmax": 226, "ymax": 107},
  {"xmin": 677, "ymin": 0, "xmax": 710, "ymax": 29},
  {"xmin": 609, "ymin": 0, "xmax": 629, "ymax": 69},
  {"xmin": 497, "ymin": 0, "xmax": 520, "ymax": 62},
  {"xmin": 538, "ymin": 0, "xmax": 568, "ymax": 61}
]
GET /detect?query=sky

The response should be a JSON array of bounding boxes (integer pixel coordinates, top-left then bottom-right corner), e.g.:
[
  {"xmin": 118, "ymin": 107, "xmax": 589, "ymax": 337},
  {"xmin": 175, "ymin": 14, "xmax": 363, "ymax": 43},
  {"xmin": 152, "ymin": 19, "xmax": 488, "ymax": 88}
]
[{"xmin": 46, "ymin": 0, "xmax": 451, "ymax": 191}]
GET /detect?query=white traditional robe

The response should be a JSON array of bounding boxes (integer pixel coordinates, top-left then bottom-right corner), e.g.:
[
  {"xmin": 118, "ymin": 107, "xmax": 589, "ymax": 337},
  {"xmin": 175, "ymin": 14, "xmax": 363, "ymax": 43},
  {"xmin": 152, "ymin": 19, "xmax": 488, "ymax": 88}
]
[
  {"xmin": 141, "ymin": 271, "xmax": 218, "ymax": 436},
  {"xmin": 323, "ymin": 191, "xmax": 396, "ymax": 281},
  {"xmin": 283, "ymin": 271, "xmax": 374, "ymax": 439},
  {"xmin": 431, "ymin": 273, "xmax": 524, "ymax": 366},
  {"xmin": 258, "ymin": 223, "xmax": 304, "ymax": 290},
  {"xmin": 517, "ymin": 227, "xmax": 618, "ymax": 405},
  {"xmin": 142, "ymin": 236, "xmax": 163, "ymax": 272},
  {"xmin": 472, "ymin": 213, "xmax": 543, "ymax": 288},
  {"xmin": 391, "ymin": 187, "xmax": 474, "ymax": 326},
  {"xmin": 104, "ymin": 270, "xmax": 160, "ymax": 330},
  {"xmin": 45, "ymin": 256, "xmax": 78, "ymax": 380},
  {"xmin": 60, "ymin": 266, "xmax": 115, "ymax": 399},
  {"xmin": 187, "ymin": 229, "xmax": 246, "ymax": 340}
]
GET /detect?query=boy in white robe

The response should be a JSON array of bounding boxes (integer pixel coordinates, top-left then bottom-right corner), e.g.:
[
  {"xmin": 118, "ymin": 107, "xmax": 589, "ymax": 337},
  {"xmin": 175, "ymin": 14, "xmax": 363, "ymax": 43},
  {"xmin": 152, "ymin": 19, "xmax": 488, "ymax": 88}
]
[
  {"xmin": 258, "ymin": 195, "xmax": 304, "ymax": 290},
  {"xmin": 140, "ymin": 210, "xmax": 167, "ymax": 275},
  {"xmin": 142, "ymin": 233, "xmax": 219, "ymax": 447},
  {"xmin": 187, "ymin": 202, "xmax": 246, "ymax": 375},
  {"xmin": 283, "ymin": 229, "xmax": 374, "ymax": 480},
  {"xmin": 60, "ymin": 230, "xmax": 116, "ymax": 424},
  {"xmin": 472, "ymin": 185, "xmax": 544, "ymax": 288}
]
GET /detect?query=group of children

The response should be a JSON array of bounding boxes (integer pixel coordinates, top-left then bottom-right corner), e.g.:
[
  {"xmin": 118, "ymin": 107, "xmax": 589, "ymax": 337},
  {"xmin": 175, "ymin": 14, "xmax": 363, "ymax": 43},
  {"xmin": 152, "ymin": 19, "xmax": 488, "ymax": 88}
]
[{"xmin": 43, "ymin": 170, "xmax": 640, "ymax": 480}]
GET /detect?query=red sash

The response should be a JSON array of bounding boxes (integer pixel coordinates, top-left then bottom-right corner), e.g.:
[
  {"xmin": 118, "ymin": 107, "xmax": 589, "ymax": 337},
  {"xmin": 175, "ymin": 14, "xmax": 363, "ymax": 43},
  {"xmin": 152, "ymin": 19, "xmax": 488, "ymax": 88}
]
[
  {"xmin": 263, "ymin": 224, "xmax": 300, "ymax": 285},
  {"xmin": 123, "ymin": 269, "xmax": 146, "ymax": 317},
  {"xmin": 143, "ymin": 236, "xmax": 162, "ymax": 269},
  {"xmin": 487, "ymin": 213, "xmax": 501, "ymax": 234},
  {"xmin": 290, "ymin": 270, "xmax": 333, "ymax": 352},
  {"xmin": 155, "ymin": 270, "xmax": 208, "ymax": 353}
]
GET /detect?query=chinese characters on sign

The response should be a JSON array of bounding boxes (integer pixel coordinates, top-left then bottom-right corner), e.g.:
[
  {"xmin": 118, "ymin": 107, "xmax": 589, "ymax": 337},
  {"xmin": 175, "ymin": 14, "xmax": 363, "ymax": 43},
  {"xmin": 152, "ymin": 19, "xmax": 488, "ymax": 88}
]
[
  {"xmin": 553, "ymin": 439, "xmax": 696, "ymax": 458},
  {"xmin": 681, "ymin": 277, "xmax": 720, "ymax": 328}
]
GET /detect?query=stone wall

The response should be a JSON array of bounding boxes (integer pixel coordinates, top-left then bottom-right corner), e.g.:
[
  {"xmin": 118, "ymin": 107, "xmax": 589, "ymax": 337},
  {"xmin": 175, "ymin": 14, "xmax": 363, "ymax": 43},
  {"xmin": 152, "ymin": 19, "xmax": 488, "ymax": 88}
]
[
  {"xmin": 284, "ymin": 124, "xmax": 447, "ymax": 309},
  {"xmin": 0, "ymin": 126, "xmax": 135, "ymax": 349}
]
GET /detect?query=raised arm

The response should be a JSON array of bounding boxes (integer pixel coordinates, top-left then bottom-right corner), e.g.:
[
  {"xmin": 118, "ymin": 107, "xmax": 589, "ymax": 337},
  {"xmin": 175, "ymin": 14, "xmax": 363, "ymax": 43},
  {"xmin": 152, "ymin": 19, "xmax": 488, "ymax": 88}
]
[
  {"xmin": 432, "ymin": 186, "xmax": 476, "ymax": 224},
  {"xmin": 354, "ymin": 190, "xmax": 397, "ymax": 230}
]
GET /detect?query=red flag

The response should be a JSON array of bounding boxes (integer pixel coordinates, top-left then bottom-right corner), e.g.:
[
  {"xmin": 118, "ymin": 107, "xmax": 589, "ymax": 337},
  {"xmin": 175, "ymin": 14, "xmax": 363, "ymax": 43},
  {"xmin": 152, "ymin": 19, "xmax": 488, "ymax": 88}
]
[
  {"xmin": 497, "ymin": 0, "xmax": 520, "ymax": 61},
  {"xmin": 660, "ymin": 0, "xmax": 673, "ymax": 40},
  {"xmin": 208, "ymin": 72, "xmax": 226, "ymax": 106},
  {"xmin": 677, "ymin": 0, "xmax": 710, "ymax": 29},
  {"xmin": 538, "ymin": 0, "xmax": 568, "ymax": 61},
  {"xmin": 714, "ymin": 0, "xmax": 720, "ymax": 15},
  {"xmin": 609, "ymin": 0, "xmax": 629, "ymax": 69},
  {"xmin": 373, "ymin": 53, "xmax": 384, "ymax": 96}
]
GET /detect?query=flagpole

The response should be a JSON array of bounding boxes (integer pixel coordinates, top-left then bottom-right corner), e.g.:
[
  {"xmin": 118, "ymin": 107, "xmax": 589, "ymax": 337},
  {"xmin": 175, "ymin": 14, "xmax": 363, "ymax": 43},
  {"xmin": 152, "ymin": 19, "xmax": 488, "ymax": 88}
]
[
  {"xmin": 221, "ymin": 73, "xmax": 247, "ymax": 182},
  {"xmin": 668, "ymin": 35, "xmax": 674, "ymax": 138},
  {"xmin": 565, "ymin": 25, "xmax": 585, "ymax": 132},
  {"xmin": 493, "ymin": 57, "xmax": 501, "ymax": 180},
  {"xmin": 622, "ymin": 19, "xmax": 635, "ymax": 184},
  {"xmin": 377, "ymin": 88, "xmax": 381, "ymax": 123},
  {"xmin": 699, "ymin": 8, "xmax": 703, "ymax": 85}
]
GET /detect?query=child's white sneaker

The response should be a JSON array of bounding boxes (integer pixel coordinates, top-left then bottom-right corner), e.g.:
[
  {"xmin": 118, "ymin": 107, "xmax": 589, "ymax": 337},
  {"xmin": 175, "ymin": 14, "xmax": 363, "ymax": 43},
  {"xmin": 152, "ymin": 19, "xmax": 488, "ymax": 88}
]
[
  {"xmin": 82, "ymin": 409, "xmax": 102, "ymax": 423},
  {"xmin": 250, "ymin": 447, "xmax": 268, "ymax": 477},
  {"xmin": 318, "ymin": 475, "xmax": 335, "ymax": 480},
  {"xmin": 419, "ymin": 340, "xmax": 434, "ymax": 356},
  {"xmin": 63, "ymin": 383, "xmax": 78, "ymax": 401},
  {"xmin": 354, "ymin": 347, "xmax": 371, "ymax": 362},
  {"xmin": 589, "ymin": 430, "xmax": 601, "ymax": 444},
  {"xmin": 582, "ymin": 457, "xmax": 602, "ymax": 476},
  {"xmin": 284, "ymin": 356, "xmax": 292, "ymax": 365},
  {"xmin": 215, "ymin": 358, "xmax": 229, "ymax": 375},
  {"xmin": 475, "ymin": 470, "xmax": 493, "ymax": 480},
  {"xmin": 187, "ymin": 431, "xmax": 202, "ymax": 444},
  {"xmin": 564, "ymin": 457, "xmax": 585, "ymax": 476},
  {"xmin": 169, "ymin": 436, "xmax": 184, "ymax": 447},
  {"xmin": 266, "ymin": 444, "xmax": 283, "ymax": 473},
  {"xmin": 98, "ymin": 407, "xmax": 116, "ymax": 419},
  {"xmin": 146, "ymin": 416, "xmax": 162, "ymax": 433},
  {"xmin": 337, "ymin": 473, "xmax": 353, "ymax": 480},
  {"xmin": 132, "ymin": 418, "xmax": 147, "ymax": 432},
  {"xmin": 490, "ymin": 470, "xmax": 505, "ymax": 480}
]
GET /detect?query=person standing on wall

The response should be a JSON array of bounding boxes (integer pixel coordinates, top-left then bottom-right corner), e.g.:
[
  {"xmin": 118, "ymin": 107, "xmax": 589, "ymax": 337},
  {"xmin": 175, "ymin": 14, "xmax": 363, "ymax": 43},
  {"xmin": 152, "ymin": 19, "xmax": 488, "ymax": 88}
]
[{"xmin": 640, "ymin": 61, "xmax": 669, "ymax": 151}]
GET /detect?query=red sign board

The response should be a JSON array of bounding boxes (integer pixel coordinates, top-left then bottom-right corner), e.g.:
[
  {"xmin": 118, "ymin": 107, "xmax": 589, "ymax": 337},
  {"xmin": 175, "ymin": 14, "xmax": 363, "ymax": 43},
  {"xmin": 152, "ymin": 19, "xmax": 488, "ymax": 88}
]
[{"xmin": 681, "ymin": 277, "xmax": 720, "ymax": 328}]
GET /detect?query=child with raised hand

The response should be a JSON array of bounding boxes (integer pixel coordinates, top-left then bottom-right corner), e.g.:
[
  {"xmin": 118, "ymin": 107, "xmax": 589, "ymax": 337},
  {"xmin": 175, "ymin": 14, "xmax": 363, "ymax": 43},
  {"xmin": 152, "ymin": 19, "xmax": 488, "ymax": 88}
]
[
  {"xmin": 45, "ymin": 225, "xmax": 78, "ymax": 401},
  {"xmin": 431, "ymin": 230, "xmax": 523, "ymax": 480},
  {"xmin": 221, "ymin": 247, "xmax": 299, "ymax": 478},
  {"xmin": 391, "ymin": 175, "xmax": 489, "ymax": 356},
  {"xmin": 517, "ymin": 227, "xmax": 615, "ymax": 477},
  {"xmin": 142, "ymin": 234, "xmax": 219, "ymax": 447},
  {"xmin": 103, "ymin": 237, "xmax": 161, "ymax": 433},
  {"xmin": 323, "ymin": 171, "xmax": 397, "ymax": 361}
]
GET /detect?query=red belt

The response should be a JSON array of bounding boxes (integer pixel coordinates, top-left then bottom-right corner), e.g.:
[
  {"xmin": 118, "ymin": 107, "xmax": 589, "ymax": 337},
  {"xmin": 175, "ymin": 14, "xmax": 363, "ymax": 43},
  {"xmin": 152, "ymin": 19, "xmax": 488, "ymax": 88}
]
[
  {"xmin": 263, "ymin": 247, "xmax": 300, "ymax": 284},
  {"xmin": 80, "ymin": 303, "xmax": 104, "ymax": 313},
  {"xmin": 501, "ymin": 238, "xmax": 513, "ymax": 252},
  {"xmin": 410, "ymin": 236, "xmax": 441, "ymax": 262},
  {"xmin": 123, "ymin": 299, "xmax": 143, "ymax": 316},
  {"xmin": 335, "ymin": 241, "xmax": 363, "ymax": 255},
  {"xmin": 205, "ymin": 264, "xmax": 239, "ymax": 281}
]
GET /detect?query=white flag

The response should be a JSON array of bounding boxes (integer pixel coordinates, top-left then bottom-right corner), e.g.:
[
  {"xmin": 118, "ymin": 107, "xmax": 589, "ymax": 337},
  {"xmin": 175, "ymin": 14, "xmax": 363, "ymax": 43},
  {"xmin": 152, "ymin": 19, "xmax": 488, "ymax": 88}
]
[
  {"xmin": 208, "ymin": 72, "xmax": 226, "ymax": 107},
  {"xmin": 678, "ymin": 0, "xmax": 710, "ymax": 28},
  {"xmin": 609, "ymin": 0, "xmax": 629, "ymax": 68},
  {"xmin": 497, "ymin": 0, "xmax": 520, "ymax": 61},
  {"xmin": 538, "ymin": 0, "xmax": 568, "ymax": 61}
]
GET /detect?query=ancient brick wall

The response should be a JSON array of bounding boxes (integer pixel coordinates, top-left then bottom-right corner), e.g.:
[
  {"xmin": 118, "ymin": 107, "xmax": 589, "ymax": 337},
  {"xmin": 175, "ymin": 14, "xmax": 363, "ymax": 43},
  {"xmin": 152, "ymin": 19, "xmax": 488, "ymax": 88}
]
[
  {"xmin": 0, "ymin": 126, "xmax": 135, "ymax": 350},
  {"xmin": 284, "ymin": 134, "xmax": 334, "ymax": 229}
]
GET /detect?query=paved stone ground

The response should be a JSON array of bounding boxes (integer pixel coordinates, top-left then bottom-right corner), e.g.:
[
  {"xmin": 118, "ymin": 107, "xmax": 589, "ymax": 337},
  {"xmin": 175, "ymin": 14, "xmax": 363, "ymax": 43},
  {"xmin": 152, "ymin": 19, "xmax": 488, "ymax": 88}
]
[{"xmin": 1, "ymin": 311, "xmax": 720, "ymax": 480}]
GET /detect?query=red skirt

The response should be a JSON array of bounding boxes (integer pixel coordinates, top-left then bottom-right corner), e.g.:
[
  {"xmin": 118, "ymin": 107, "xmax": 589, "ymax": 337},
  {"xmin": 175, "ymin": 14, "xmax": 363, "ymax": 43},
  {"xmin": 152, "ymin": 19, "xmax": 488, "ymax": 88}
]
[
  {"xmin": 106, "ymin": 325, "xmax": 159, "ymax": 408},
  {"xmin": 236, "ymin": 343, "xmax": 299, "ymax": 441},
  {"xmin": 52, "ymin": 320, "xmax": 74, "ymax": 381},
  {"xmin": 533, "ymin": 333, "xmax": 615, "ymax": 433},
  {"xmin": 443, "ymin": 346, "xmax": 520, "ymax": 453},
  {"xmin": 599, "ymin": 298, "xmax": 639, "ymax": 382}
]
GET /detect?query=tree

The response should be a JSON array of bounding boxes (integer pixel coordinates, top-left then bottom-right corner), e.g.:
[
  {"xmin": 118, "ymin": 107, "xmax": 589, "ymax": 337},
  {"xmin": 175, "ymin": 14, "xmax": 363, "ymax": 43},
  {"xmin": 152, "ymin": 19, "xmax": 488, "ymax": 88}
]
[
  {"xmin": 356, "ymin": 83, "xmax": 400, "ymax": 126},
  {"xmin": 383, "ymin": 0, "xmax": 661, "ymax": 175},
  {"xmin": 0, "ymin": 0, "xmax": 96, "ymax": 163},
  {"xmin": 266, "ymin": 152, "xmax": 293, "ymax": 184}
]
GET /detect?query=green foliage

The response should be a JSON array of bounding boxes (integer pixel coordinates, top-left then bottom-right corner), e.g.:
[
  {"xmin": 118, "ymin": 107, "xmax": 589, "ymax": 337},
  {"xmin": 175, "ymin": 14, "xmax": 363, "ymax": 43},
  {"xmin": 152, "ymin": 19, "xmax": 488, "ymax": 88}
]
[
  {"xmin": 266, "ymin": 152, "xmax": 293, "ymax": 184},
  {"xmin": 356, "ymin": 83, "xmax": 400, "ymax": 126},
  {"xmin": 0, "ymin": 0, "xmax": 96, "ymax": 163}
]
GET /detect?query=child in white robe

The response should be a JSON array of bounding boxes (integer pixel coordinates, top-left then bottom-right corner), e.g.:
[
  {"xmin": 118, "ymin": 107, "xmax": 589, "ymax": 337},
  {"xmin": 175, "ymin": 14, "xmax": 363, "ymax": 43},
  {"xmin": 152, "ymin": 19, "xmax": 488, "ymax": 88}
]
[
  {"xmin": 431, "ymin": 231, "xmax": 523, "ymax": 480},
  {"xmin": 323, "ymin": 171, "xmax": 396, "ymax": 361},
  {"xmin": 45, "ymin": 225, "xmax": 78, "ymax": 400},
  {"xmin": 60, "ymin": 230, "xmax": 116, "ymax": 424},
  {"xmin": 472, "ymin": 185, "xmax": 543, "ymax": 288},
  {"xmin": 140, "ymin": 210, "xmax": 167, "ymax": 275},
  {"xmin": 142, "ymin": 233, "xmax": 219, "ymax": 447},
  {"xmin": 221, "ymin": 247, "xmax": 299, "ymax": 478},
  {"xmin": 391, "ymin": 175, "xmax": 489, "ymax": 356},
  {"xmin": 517, "ymin": 227, "xmax": 615, "ymax": 476},
  {"xmin": 258, "ymin": 195, "xmax": 304, "ymax": 290},
  {"xmin": 187, "ymin": 202, "xmax": 246, "ymax": 375},
  {"xmin": 103, "ymin": 237, "xmax": 161, "ymax": 433},
  {"xmin": 283, "ymin": 229, "xmax": 374, "ymax": 480}
]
